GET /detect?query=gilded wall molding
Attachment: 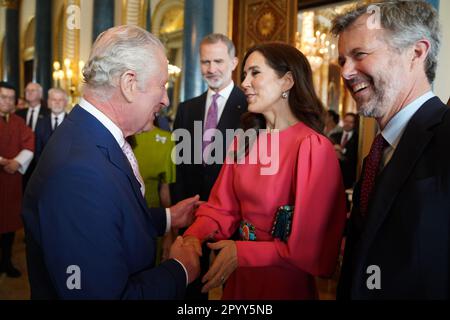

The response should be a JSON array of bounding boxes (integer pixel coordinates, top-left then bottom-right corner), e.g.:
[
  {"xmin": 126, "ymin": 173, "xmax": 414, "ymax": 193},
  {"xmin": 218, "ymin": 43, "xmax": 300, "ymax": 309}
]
[
  {"xmin": 235, "ymin": 0, "xmax": 298, "ymax": 84},
  {"xmin": 0, "ymin": 0, "xmax": 18, "ymax": 9}
]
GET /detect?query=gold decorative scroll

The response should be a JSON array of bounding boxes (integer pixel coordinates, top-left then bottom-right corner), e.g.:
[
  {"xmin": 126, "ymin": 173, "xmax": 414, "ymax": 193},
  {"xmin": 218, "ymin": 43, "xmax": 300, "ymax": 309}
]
[
  {"xmin": 0, "ymin": 0, "xmax": 18, "ymax": 9},
  {"xmin": 234, "ymin": 0, "xmax": 298, "ymax": 84}
]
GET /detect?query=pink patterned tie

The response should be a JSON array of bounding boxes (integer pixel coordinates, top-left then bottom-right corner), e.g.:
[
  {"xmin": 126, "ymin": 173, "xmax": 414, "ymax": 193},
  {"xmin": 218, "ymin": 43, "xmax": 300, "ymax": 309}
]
[
  {"xmin": 202, "ymin": 93, "xmax": 220, "ymax": 154},
  {"xmin": 121, "ymin": 140, "xmax": 145, "ymax": 196},
  {"xmin": 359, "ymin": 134, "xmax": 389, "ymax": 216}
]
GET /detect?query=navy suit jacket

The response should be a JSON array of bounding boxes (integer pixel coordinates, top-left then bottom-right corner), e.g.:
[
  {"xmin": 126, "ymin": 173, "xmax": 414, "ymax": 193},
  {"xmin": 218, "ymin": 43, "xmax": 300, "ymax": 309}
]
[
  {"xmin": 22, "ymin": 105, "xmax": 186, "ymax": 299},
  {"xmin": 337, "ymin": 97, "xmax": 450, "ymax": 299},
  {"xmin": 172, "ymin": 86, "xmax": 247, "ymax": 202},
  {"xmin": 34, "ymin": 113, "xmax": 67, "ymax": 161}
]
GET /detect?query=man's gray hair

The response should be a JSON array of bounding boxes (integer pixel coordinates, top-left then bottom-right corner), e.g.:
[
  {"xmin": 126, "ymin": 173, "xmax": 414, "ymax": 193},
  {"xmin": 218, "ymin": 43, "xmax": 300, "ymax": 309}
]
[
  {"xmin": 48, "ymin": 88, "xmax": 68, "ymax": 100},
  {"xmin": 201, "ymin": 33, "xmax": 236, "ymax": 58},
  {"xmin": 82, "ymin": 25, "xmax": 165, "ymax": 90},
  {"xmin": 26, "ymin": 82, "xmax": 43, "ymax": 98},
  {"xmin": 331, "ymin": 1, "xmax": 441, "ymax": 83}
]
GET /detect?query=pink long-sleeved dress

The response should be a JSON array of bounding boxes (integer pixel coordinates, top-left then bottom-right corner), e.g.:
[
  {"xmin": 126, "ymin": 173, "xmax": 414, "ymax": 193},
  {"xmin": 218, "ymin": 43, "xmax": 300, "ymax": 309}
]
[{"xmin": 185, "ymin": 122, "xmax": 347, "ymax": 299}]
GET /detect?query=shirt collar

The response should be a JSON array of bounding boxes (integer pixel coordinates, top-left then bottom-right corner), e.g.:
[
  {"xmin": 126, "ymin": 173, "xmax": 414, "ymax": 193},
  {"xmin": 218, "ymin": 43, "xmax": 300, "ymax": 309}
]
[
  {"xmin": 51, "ymin": 112, "xmax": 65, "ymax": 119},
  {"xmin": 78, "ymin": 98, "xmax": 125, "ymax": 148},
  {"xmin": 382, "ymin": 91, "xmax": 435, "ymax": 149},
  {"xmin": 207, "ymin": 81, "xmax": 234, "ymax": 101},
  {"xmin": 29, "ymin": 104, "xmax": 41, "ymax": 113}
]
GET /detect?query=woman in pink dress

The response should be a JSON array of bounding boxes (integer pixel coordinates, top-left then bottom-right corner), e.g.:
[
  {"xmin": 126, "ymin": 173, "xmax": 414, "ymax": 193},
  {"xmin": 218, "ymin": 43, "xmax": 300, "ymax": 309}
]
[{"xmin": 184, "ymin": 43, "xmax": 347, "ymax": 299}]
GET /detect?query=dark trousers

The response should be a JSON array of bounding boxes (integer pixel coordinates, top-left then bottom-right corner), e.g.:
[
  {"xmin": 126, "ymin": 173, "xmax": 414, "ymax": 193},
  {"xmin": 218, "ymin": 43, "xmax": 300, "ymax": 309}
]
[{"xmin": 0, "ymin": 232, "xmax": 15, "ymax": 266}]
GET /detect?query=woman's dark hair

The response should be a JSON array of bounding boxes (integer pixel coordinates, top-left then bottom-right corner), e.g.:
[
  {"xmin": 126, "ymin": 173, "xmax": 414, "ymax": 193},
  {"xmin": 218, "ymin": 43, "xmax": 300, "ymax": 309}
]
[{"xmin": 240, "ymin": 42, "xmax": 325, "ymax": 134}]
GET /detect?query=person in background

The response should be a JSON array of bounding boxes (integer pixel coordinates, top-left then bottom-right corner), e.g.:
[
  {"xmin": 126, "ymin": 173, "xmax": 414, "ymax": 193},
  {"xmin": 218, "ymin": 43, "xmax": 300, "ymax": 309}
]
[
  {"xmin": 0, "ymin": 81, "xmax": 34, "ymax": 278},
  {"xmin": 35, "ymin": 88, "xmax": 68, "ymax": 161},
  {"xmin": 330, "ymin": 112, "xmax": 358, "ymax": 190},
  {"xmin": 183, "ymin": 43, "xmax": 347, "ymax": 299},
  {"xmin": 16, "ymin": 82, "xmax": 50, "ymax": 191},
  {"xmin": 324, "ymin": 109, "xmax": 342, "ymax": 138}
]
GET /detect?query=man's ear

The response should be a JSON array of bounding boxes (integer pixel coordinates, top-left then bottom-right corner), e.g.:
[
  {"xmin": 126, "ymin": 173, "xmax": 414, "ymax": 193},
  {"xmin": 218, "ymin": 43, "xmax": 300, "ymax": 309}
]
[
  {"xmin": 282, "ymin": 71, "xmax": 294, "ymax": 92},
  {"xmin": 231, "ymin": 56, "xmax": 239, "ymax": 71},
  {"xmin": 412, "ymin": 39, "xmax": 430, "ymax": 66},
  {"xmin": 120, "ymin": 70, "xmax": 137, "ymax": 103}
]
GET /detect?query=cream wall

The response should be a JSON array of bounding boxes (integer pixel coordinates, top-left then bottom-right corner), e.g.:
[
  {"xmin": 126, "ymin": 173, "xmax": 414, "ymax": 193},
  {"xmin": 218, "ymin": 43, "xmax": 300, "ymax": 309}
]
[
  {"xmin": 79, "ymin": 0, "xmax": 93, "ymax": 63},
  {"xmin": 213, "ymin": 0, "xmax": 230, "ymax": 36},
  {"xmin": 114, "ymin": 0, "xmax": 123, "ymax": 26},
  {"xmin": 434, "ymin": 0, "xmax": 450, "ymax": 103},
  {"xmin": 19, "ymin": 0, "xmax": 35, "ymax": 43}
]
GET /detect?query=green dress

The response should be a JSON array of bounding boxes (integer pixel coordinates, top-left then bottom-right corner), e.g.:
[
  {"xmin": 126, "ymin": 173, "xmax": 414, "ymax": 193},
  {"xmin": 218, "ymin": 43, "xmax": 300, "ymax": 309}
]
[{"xmin": 133, "ymin": 127, "xmax": 176, "ymax": 208}]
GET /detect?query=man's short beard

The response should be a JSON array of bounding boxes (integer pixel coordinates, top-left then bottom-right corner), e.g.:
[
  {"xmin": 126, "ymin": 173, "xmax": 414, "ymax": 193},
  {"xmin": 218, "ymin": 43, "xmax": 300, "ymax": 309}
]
[{"xmin": 357, "ymin": 79, "xmax": 394, "ymax": 119}]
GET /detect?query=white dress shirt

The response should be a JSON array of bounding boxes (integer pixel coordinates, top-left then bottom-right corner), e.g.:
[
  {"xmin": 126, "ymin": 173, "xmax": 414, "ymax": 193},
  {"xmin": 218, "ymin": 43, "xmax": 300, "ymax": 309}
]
[
  {"xmin": 27, "ymin": 104, "xmax": 41, "ymax": 131},
  {"xmin": 380, "ymin": 91, "xmax": 435, "ymax": 168},
  {"xmin": 51, "ymin": 112, "xmax": 65, "ymax": 130}
]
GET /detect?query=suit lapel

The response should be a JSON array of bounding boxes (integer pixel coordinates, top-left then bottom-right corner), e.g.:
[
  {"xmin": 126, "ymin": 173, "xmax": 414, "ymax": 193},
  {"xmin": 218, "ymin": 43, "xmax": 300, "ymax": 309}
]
[
  {"xmin": 193, "ymin": 92, "xmax": 207, "ymax": 123},
  {"xmin": 105, "ymin": 144, "xmax": 149, "ymax": 211},
  {"xmin": 358, "ymin": 97, "xmax": 448, "ymax": 256},
  {"xmin": 216, "ymin": 86, "xmax": 244, "ymax": 133},
  {"xmin": 70, "ymin": 106, "xmax": 149, "ymax": 213}
]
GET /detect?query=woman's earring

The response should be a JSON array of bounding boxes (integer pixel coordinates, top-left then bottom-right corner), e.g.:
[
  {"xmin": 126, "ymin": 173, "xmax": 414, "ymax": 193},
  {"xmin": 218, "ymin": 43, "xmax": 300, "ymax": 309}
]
[{"xmin": 281, "ymin": 91, "xmax": 288, "ymax": 99}]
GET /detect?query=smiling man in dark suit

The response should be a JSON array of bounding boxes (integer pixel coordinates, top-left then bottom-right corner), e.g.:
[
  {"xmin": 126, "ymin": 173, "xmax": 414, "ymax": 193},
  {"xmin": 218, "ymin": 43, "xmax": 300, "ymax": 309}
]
[
  {"xmin": 22, "ymin": 25, "xmax": 200, "ymax": 299},
  {"xmin": 333, "ymin": 1, "xmax": 449, "ymax": 299},
  {"xmin": 172, "ymin": 33, "xmax": 247, "ymax": 299}
]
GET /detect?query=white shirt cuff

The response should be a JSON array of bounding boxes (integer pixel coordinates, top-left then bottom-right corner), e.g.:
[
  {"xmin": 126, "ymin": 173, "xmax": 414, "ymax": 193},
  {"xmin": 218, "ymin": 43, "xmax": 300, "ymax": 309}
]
[
  {"xmin": 14, "ymin": 149, "xmax": 34, "ymax": 175},
  {"xmin": 165, "ymin": 208, "xmax": 171, "ymax": 233},
  {"xmin": 173, "ymin": 258, "xmax": 189, "ymax": 286}
]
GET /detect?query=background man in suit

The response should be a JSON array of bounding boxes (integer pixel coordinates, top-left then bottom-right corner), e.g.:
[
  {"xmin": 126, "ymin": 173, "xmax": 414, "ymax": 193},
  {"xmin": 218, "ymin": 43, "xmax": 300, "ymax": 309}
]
[
  {"xmin": 35, "ymin": 88, "xmax": 68, "ymax": 160},
  {"xmin": 331, "ymin": 112, "xmax": 358, "ymax": 190},
  {"xmin": 22, "ymin": 25, "xmax": 200, "ymax": 299},
  {"xmin": 333, "ymin": 1, "xmax": 449, "ymax": 299},
  {"xmin": 16, "ymin": 82, "xmax": 50, "ymax": 190},
  {"xmin": 172, "ymin": 33, "xmax": 247, "ymax": 299},
  {"xmin": 0, "ymin": 82, "xmax": 34, "ymax": 278}
]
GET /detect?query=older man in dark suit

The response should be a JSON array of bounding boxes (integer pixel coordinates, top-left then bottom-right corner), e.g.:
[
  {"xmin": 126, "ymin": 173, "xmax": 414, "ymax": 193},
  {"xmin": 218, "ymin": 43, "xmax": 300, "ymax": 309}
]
[
  {"xmin": 34, "ymin": 88, "xmax": 68, "ymax": 161},
  {"xmin": 172, "ymin": 33, "xmax": 247, "ymax": 299},
  {"xmin": 333, "ymin": 1, "xmax": 449, "ymax": 299},
  {"xmin": 16, "ymin": 82, "xmax": 50, "ymax": 191},
  {"xmin": 22, "ymin": 25, "xmax": 200, "ymax": 299}
]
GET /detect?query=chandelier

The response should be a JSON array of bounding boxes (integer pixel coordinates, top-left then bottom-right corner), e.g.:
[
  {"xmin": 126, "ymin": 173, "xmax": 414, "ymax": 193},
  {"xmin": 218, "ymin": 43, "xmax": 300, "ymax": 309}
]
[
  {"xmin": 296, "ymin": 12, "xmax": 336, "ymax": 71},
  {"xmin": 52, "ymin": 58, "xmax": 84, "ymax": 104}
]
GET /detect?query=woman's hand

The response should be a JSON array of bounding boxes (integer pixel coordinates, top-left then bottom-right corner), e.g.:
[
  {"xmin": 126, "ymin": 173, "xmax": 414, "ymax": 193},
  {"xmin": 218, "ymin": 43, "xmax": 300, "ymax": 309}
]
[{"xmin": 201, "ymin": 240, "xmax": 237, "ymax": 293}]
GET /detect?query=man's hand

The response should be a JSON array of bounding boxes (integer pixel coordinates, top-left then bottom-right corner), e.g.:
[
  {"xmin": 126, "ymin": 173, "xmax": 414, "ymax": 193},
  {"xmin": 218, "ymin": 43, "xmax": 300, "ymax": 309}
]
[
  {"xmin": 182, "ymin": 235, "xmax": 202, "ymax": 256},
  {"xmin": 169, "ymin": 236, "xmax": 200, "ymax": 284},
  {"xmin": 0, "ymin": 157, "xmax": 8, "ymax": 166},
  {"xmin": 3, "ymin": 159, "xmax": 20, "ymax": 174},
  {"xmin": 201, "ymin": 240, "xmax": 238, "ymax": 293},
  {"xmin": 170, "ymin": 195, "xmax": 201, "ymax": 229},
  {"xmin": 333, "ymin": 144, "xmax": 344, "ymax": 160}
]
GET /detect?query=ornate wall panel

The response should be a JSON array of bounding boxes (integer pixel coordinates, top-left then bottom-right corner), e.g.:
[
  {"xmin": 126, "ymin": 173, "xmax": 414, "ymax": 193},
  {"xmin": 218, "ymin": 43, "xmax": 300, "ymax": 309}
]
[{"xmin": 234, "ymin": 0, "xmax": 297, "ymax": 83}]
